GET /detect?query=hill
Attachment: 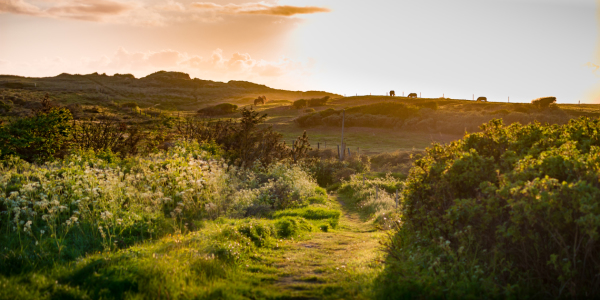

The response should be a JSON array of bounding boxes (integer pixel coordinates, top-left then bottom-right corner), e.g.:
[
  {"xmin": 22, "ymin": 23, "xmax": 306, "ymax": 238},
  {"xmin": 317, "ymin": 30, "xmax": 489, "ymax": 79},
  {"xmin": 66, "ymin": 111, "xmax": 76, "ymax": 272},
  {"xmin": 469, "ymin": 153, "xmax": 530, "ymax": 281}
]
[{"xmin": 0, "ymin": 71, "xmax": 340, "ymax": 111}]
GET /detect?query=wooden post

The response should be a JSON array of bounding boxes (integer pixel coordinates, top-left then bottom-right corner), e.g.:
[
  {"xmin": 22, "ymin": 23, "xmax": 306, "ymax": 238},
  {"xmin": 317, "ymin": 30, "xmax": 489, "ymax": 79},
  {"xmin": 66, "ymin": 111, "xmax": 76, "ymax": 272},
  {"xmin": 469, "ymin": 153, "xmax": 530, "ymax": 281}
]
[
  {"xmin": 357, "ymin": 147, "xmax": 360, "ymax": 156},
  {"xmin": 347, "ymin": 147, "xmax": 351, "ymax": 157},
  {"xmin": 376, "ymin": 186, "xmax": 379, "ymax": 199},
  {"xmin": 363, "ymin": 174, "xmax": 365, "ymax": 185},
  {"xmin": 340, "ymin": 109, "xmax": 345, "ymax": 160},
  {"xmin": 337, "ymin": 145, "xmax": 340, "ymax": 160},
  {"xmin": 317, "ymin": 142, "xmax": 320, "ymax": 150},
  {"xmin": 395, "ymin": 190, "xmax": 398, "ymax": 209}
]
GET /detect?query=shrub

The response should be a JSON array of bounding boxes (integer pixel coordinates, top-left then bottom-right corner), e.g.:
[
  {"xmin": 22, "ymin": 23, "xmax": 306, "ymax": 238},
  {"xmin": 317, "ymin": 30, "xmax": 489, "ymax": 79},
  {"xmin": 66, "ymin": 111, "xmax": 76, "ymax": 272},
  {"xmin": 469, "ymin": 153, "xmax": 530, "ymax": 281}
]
[
  {"xmin": 197, "ymin": 103, "xmax": 238, "ymax": 116},
  {"xmin": 275, "ymin": 217, "xmax": 313, "ymax": 238},
  {"xmin": 292, "ymin": 96, "xmax": 330, "ymax": 109},
  {"xmin": 292, "ymin": 99, "xmax": 308, "ymax": 109},
  {"xmin": 70, "ymin": 118, "xmax": 149, "ymax": 158},
  {"xmin": 179, "ymin": 108, "xmax": 308, "ymax": 168},
  {"xmin": 531, "ymin": 96, "xmax": 556, "ymax": 108},
  {"xmin": 307, "ymin": 155, "xmax": 370, "ymax": 187},
  {"xmin": 383, "ymin": 118, "xmax": 600, "ymax": 297},
  {"xmin": 0, "ymin": 107, "xmax": 72, "ymax": 162}
]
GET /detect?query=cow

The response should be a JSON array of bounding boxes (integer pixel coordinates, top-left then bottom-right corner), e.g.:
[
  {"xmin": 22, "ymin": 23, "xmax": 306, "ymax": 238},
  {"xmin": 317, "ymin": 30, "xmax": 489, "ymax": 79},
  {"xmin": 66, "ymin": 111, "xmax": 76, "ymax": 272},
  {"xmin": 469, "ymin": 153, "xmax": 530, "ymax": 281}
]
[
  {"xmin": 254, "ymin": 95, "xmax": 267, "ymax": 105},
  {"xmin": 390, "ymin": 90, "xmax": 395, "ymax": 97},
  {"xmin": 476, "ymin": 97, "xmax": 487, "ymax": 102},
  {"xmin": 407, "ymin": 93, "xmax": 418, "ymax": 98}
]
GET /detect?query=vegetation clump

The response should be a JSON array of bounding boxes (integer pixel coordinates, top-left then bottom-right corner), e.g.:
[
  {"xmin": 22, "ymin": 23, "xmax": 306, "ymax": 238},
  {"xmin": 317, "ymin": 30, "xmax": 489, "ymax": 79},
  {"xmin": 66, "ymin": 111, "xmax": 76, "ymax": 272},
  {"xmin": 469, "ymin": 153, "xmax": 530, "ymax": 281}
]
[
  {"xmin": 531, "ymin": 96, "xmax": 557, "ymax": 108},
  {"xmin": 292, "ymin": 96, "xmax": 330, "ymax": 109},
  {"xmin": 197, "ymin": 103, "xmax": 238, "ymax": 116},
  {"xmin": 377, "ymin": 118, "xmax": 600, "ymax": 298}
]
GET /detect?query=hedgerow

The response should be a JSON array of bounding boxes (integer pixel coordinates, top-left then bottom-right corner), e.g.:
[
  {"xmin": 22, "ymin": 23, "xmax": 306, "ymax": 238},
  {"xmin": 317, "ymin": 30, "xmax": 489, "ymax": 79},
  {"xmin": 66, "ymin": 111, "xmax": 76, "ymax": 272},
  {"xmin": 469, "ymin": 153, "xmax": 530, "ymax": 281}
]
[{"xmin": 378, "ymin": 118, "xmax": 600, "ymax": 298}]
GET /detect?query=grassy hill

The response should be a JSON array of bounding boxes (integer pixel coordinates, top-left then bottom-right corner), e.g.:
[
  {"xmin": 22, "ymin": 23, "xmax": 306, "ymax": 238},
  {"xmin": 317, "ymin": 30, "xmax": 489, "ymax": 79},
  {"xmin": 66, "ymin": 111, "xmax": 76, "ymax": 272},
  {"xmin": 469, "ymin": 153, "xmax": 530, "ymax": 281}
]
[{"xmin": 0, "ymin": 71, "xmax": 340, "ymax": 112}]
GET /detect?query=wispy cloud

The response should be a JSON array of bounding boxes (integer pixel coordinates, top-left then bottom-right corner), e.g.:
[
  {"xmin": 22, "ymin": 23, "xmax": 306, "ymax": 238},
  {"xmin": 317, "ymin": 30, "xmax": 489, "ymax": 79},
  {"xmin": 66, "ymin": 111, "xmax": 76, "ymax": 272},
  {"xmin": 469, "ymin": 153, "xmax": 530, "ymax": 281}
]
[
  {"xmin": 190, "ymin": 2, "xmax": 330, "ymax": 16},
  {"xmin": 586, "ymin": 62, "xmax": 600, "ymax": 77},
  {"xmin": 0, "ymin": 0, "xmax": 137, "ymax": 21}
]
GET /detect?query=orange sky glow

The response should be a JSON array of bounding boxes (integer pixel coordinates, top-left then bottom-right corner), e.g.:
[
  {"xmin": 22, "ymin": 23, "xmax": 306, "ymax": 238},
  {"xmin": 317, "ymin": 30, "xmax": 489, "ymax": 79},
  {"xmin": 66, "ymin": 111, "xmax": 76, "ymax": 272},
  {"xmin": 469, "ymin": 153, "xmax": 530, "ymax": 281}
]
[{"xmin": 1, "ymin": 0, "xmax": 599, "ymax": 103}]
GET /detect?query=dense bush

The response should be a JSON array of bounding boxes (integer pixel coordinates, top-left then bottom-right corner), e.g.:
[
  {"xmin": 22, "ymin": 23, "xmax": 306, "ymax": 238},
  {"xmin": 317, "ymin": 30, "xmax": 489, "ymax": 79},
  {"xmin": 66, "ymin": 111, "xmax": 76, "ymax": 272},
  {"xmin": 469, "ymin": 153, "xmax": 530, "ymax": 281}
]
[
  {"xmin": 531, "ymin": 96, "xmax": 556, "ymax": 108},
  {"xmin": 307, "ymin": 154, "xmax": 370, "ymax": 187},
  {"xmin": 0, "ymin": 107, "xmax": 72, "ymax": 162},
  {"xmin": 292, "ymin": 96, "xmax": 330, "ymax": 109},
  {"xmin": 379, "ymin": 118, "xmax": 600, "ymax": 298},
  {"xmin": 70, "ymin": 119, "xmax": 149, "ymax": 157},
  {"xmin": 178, "ymin": 108, "xmax": 310, "ymax": 167},
  {"xmin": 197, "ymin": 103, "xmax": 238, "ymax": 115}
]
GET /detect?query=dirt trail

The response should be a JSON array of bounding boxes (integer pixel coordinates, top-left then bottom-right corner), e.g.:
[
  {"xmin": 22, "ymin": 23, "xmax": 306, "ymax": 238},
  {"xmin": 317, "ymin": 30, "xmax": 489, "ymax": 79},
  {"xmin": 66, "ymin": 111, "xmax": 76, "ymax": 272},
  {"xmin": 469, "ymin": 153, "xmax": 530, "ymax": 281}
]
[{"xmin": 267, "ymin": 194, "xmax": 385, "ymax": 299}]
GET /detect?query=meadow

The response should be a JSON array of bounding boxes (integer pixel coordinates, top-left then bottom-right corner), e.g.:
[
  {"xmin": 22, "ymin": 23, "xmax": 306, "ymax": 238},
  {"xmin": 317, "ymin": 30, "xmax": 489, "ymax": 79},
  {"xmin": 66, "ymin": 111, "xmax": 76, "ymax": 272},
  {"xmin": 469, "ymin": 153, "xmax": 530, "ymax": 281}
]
[{"xmin": 1, "ymin": 73, "xmax": 600, "ymax": 299}]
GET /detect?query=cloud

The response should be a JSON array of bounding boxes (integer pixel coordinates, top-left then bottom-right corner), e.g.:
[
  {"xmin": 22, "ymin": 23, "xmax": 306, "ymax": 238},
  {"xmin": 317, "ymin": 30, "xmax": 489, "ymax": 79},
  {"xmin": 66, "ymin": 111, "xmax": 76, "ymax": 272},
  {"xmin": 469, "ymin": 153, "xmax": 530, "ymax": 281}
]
[
  {"xmin": 586, "ymin": 62, "xmax": 600, "ymax": 77},
  {"xmin": 0, "ymin": 0, "xmax": 136, "ymax": 21},
  {"xmin": 45, "ymin": 0, "xmax": 136, "ymax": 21},
  {"xmin": 81, "ymin": 47, "xmax": 304, "ymax": 79},
  {"xmin": 154, "ymin": 0, "xmax": 184, "ymax": 12},
  {"xmin": 0, "ymin": 0, "xmax": 43, "ymax": 15},
  {"xmin": 190, "ymin": 2, "xmax": 330, "ymax": 16}
]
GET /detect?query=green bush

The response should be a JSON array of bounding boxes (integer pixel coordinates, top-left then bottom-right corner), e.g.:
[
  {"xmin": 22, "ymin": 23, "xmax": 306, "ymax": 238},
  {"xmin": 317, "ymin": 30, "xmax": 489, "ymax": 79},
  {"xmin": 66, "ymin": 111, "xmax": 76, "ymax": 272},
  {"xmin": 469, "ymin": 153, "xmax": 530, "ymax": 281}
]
[
  {"xmin": 292, "ymin": 96, "xmax": 330, "ymax": 109},
  {"xmin": 531, "ymin": 96, "xmax": 556, "ymax": 108},
  {"xmin": 0, "ymin": 108, "xmax": 72, "ymax": 162},
  {"xmin": 381, "ymin": 118, "xmax": 600, "ymax": 298},
  {"xmin": 275, "ymin": 217, "xmax": 313, "ymax": 238}
]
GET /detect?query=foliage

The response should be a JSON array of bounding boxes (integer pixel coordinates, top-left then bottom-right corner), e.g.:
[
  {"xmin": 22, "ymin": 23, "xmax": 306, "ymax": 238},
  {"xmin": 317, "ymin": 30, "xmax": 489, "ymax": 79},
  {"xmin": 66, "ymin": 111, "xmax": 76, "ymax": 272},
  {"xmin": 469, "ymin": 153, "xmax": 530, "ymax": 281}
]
[
  {"xmin": 178, "ymin": 108, "xmax": 310, "ymax": 167},
  {"xmin": 380, "ymin": 118, "xmax": 600, "ymax": 298},
  {"xmin": 70, "ymin": 118, "xmax": 150, "ymax": 157},
  {"xmin": 197, "ymin": 103, "xmax": 238, "ymax": 116},
  {"xmin": 0, "ymin": 141, "xmax": 324, "ymax": 274},
  {"xmin": 0, "ymin": 107, "xmax": 72, "ymax": 162},
  {"xmin": 531, "ymin": 96, "xmax": 556, "ymax": 108},
  {"xmin": 292, "ymin": 96, "xmax": 330, "ymax": 109},
  {"xmin": 307, "ymin": 155, "xmax": 370, "ymax": 187},
  {"xmin": 339, "ymin": 174, "xmax": 401, "ymax": 228}
]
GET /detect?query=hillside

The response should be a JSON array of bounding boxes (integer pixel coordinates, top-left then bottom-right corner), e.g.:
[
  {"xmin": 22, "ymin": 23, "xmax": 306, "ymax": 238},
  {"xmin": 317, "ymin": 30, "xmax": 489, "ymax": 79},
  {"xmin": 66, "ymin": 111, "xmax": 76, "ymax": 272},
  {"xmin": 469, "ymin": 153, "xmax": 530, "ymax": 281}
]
[{"xmin": 0, "ymin": 71, "xmax": 340, "ymax": 112}]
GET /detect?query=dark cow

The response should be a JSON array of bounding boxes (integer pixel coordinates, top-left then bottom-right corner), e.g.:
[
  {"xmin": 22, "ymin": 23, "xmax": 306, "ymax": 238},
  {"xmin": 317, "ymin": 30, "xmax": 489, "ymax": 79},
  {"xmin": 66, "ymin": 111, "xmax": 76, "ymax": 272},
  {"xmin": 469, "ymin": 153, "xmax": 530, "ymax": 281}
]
[
  {"xmin": 254, "ymin": 95, "xmax": 267, "ymax": 105},
  {"xmin": 407, "ymin": 93, "xmax": 418, "ymax": 98},
  {"xmin": 476, "ymin": 96, "xmax": 487, "ymax": 102},
  {"xmin": 390, "ymin": 90, "xmax": 395, "ymax": 97}
]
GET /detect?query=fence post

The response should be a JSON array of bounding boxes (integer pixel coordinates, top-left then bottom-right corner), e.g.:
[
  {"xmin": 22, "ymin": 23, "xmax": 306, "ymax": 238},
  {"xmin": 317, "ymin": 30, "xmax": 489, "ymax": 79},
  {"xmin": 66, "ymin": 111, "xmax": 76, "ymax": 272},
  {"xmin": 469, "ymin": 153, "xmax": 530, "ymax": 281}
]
[
  {"xmin": 363, "ymin": 174, "xmax": 365, "ymax": 185},
  {"xmin": 337, "ymin": 145, "xmax": 340, "ymax": 160},
  {"xmin": 395, "ymin": 190, "xmax": 398, "ymax": 209},
  {"xmin": 340, "ymin": 109, "xmax": 345, "ymax": 160},
  {"xmin": 347, "ymin": 147, "xmax": 351, "ymax": 157},
  {"xmin": 317, "ymin": 142, "xmax": 320, "ymax": 150},
  {"xmin": 376, "ymin": 186, "xmax": 379, "ymax": 199}
]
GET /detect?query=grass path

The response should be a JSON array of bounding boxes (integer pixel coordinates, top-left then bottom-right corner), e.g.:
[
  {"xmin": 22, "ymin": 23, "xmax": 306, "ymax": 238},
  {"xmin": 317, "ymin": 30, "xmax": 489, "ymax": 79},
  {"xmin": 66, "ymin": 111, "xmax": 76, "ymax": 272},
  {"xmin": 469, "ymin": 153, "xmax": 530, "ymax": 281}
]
[{"xmin": 243, "ymin": 194, "xmax": 385, "ymax": 299}]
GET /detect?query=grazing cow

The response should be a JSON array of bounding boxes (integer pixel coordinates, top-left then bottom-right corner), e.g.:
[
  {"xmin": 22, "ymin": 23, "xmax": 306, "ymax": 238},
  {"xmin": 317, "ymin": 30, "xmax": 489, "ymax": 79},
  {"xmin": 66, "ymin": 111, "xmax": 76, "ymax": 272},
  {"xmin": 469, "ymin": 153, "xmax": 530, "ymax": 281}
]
[
  {"xmin": 476, "ymin": 97, "xmax": 487, "ymax": 102},
  {"xmin": 407, "ymin": 93, "xmax": 418, "ymax": 98},
  {"xmin": 390, "ymin": 90, "xmax": 395, "ymax": 97},
  {"xmin": 254, "ymin": 95, "xmax": 267, "ymax": 105}
]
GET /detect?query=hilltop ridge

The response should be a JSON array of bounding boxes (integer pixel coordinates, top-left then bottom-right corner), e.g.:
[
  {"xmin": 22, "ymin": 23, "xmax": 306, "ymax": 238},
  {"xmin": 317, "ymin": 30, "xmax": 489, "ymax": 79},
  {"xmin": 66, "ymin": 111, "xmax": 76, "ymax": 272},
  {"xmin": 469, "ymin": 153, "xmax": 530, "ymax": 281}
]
[{"xmin": 0, "ymin": 71, "xmax": 340, "ymax": 111}]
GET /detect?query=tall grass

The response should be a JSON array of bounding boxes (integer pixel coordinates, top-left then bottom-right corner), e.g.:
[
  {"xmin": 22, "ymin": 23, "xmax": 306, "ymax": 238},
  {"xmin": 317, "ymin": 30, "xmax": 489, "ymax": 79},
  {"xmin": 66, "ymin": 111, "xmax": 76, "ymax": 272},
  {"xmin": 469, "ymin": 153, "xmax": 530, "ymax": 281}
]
[{"xmin": 0, "ymin": 141, "xmax": 322, "ymax": 273}]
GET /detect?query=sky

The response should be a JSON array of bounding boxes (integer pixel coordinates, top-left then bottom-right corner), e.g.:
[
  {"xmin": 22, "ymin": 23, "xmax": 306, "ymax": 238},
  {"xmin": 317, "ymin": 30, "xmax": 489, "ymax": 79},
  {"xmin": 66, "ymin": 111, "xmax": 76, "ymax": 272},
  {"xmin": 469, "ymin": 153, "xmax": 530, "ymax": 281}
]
[{"xmin": 0, "ymin": 0, "xmax": 599, "ymax": 103}]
